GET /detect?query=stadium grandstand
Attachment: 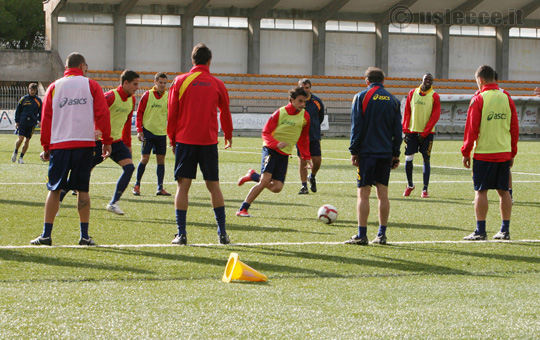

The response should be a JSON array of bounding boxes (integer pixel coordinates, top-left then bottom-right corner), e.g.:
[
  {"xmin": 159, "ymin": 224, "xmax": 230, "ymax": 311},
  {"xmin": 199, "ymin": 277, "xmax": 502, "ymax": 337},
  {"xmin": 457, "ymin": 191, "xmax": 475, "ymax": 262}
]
[{"xmin": 2, "ymin": 0, "xmax": 540, "ymax": 136}]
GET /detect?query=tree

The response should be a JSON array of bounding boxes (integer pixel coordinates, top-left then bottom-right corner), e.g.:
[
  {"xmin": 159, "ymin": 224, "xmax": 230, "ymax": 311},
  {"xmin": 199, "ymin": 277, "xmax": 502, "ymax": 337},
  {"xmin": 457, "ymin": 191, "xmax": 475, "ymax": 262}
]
[{"xmin": 0, "ymin": 0, "xmax": 45, "ymax": 49}]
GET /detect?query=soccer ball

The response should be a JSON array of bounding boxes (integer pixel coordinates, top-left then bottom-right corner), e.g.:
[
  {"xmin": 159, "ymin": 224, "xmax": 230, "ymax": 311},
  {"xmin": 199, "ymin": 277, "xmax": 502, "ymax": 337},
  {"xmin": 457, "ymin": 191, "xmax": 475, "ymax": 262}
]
[{"xmin": 318, "ymin": 204, "xmax": 338, "ymax": 224}]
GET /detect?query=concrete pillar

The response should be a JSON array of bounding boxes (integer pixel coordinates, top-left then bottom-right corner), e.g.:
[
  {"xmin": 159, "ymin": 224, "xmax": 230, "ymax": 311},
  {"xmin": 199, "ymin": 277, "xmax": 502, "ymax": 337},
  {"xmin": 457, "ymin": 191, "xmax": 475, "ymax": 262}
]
[
  {"xmin": 181, "ymin": 16, "xmax": 195, "ymax": 72},
  {"xmin": 435, "ymin": 25, "xmax": 450, "ymax": 79},
  {"xmin": 248, "ymin": 17, "xmax": 260, "ymax": 74},
  {"xmin": 312, "ymin": 20, "xmax": 326, "ymax": 76},
  {"xmin": 375, "ymin": 22, "xmax": 389, "ymax": 74},
  {"xmin": 43, "ymin": 0, "xmax": 67, "ymax": 51},
  {"xmin": 496, "ymin": 26, "xmax": 510, "ymax": 80},
  {"xmin": 113, "ymin": 14, "xmax": 127, "ymax": 71}
]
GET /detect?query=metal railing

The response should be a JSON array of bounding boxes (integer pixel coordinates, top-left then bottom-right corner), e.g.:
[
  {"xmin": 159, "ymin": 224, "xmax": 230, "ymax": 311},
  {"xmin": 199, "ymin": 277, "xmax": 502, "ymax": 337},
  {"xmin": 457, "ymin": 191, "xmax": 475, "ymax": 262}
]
[{"xmin": 0, "ymin": 86, "xmax": 30, "ymax": 110}]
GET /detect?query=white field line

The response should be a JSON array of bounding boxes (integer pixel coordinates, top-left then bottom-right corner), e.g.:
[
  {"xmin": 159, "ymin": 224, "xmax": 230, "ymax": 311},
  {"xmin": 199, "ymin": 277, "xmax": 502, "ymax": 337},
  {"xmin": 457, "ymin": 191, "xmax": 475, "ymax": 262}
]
[{"xmin": 1, "ymin": 239, "xmax": 540, "ymax": 249}]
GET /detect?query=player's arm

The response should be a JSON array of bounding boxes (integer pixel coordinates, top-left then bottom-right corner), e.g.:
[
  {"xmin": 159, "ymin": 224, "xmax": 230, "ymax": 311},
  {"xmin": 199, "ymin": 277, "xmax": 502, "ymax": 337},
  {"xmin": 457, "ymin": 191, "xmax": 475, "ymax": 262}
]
[
  {"xmin": 318, "ymin": 98, "xmax": 325, "ymax": 126},
  {"xmin": 297, "ymin": 112, "xmax": 311, "ymax": 161},
  {"xmin": 508, "ymin": 94, "xmax": 519, "ymax": 158},
  {"xmin": 261, "ymin": 110, "xmax": 281, "ymax": 150},
  {"xmin": 136, "ymin": 91, "xmax": 149, "ymax": 140},
  {"xmin": 392, "ymin": 98, "xmax": 403, "ymax": 159},
  {"xmin": 14, "ymin": 97, "xmax": 24, "ymax": 125},
  {"xmin": 402, "ymin": 90, "xmax": 414, "ymax": 133},
  {"xmin": 167, "ymin": 78, "xmax": 179, "ymax": 146},
  {"xmin": 422, "ymin": 92, "xmax": 441, "ymax": 137},
  {"xmin": 121, "ymin": 98, "xmax": 135, "ymax": 148},
  {"xmin": 217, "ymin": 81, "xmax": 233, "ymax": 149},
  {"xmin": 40, "ymin": 85, "xmax": 55, "ymax": 152},
  {"xmin": 90, "ymin": 80, "xmax": 112, "ymax": 145},
  {"xmin": 349, "ymin": 93, "xmax": 364, "ymax": 155},
  {"xmin": 461, "ymin": 95, "xmax": 483, "ymax": 158}
]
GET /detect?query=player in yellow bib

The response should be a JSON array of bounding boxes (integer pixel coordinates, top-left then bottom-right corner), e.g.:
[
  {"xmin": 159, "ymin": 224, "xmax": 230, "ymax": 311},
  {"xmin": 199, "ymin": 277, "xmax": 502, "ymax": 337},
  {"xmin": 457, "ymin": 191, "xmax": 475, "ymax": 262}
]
[{"xmin": 133, "ymin": 72, "xmax": 171, "ymax": 196}]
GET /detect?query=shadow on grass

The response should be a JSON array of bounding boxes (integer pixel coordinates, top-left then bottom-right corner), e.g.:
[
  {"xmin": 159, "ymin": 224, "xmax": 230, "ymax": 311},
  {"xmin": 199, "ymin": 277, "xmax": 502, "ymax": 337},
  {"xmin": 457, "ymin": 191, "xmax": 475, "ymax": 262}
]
[
  {"xmin": 0, "ymin": 199, "xmax": 43, "ymax": 207},
  {"xmin": 0, "ymin": 249, "xmax": 153, "ymax": 274}
]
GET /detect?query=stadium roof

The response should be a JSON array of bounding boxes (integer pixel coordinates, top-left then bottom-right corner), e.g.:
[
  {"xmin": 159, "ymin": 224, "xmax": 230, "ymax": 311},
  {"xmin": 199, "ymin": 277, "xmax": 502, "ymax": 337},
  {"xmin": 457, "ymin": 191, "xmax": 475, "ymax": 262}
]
[{"xmin": 50, "ymin": 0, "xmax": 540, "ymax": 26}]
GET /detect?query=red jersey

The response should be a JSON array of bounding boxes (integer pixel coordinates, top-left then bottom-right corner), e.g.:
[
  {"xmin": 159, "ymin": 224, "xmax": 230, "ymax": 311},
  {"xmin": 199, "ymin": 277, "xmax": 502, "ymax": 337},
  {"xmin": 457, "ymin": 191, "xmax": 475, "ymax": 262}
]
[{"xmin": 167, "ymin": 64, "xmax": 233, "ymax": 145}]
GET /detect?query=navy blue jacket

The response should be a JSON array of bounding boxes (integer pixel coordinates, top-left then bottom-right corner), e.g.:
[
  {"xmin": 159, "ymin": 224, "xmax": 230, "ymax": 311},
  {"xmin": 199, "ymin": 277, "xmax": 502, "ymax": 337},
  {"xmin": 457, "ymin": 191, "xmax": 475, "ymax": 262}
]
[
  {"xmin": 305, "ymin": 93, "xmax": 324, "ymax": 141},
  {"xmin": 349, "ymin": 83, "xmax": 402, "ymax": 157},
  {"xmin": 15, "ymin": 94, "xmax": 42, "ymax": 127}
]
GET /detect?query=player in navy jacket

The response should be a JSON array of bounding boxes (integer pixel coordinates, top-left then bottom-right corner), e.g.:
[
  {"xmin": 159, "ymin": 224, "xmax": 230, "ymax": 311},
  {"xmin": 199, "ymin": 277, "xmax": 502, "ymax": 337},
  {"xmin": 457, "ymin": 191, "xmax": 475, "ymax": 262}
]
[{"xmin": 12, "ymin": 83, "xmax": 42, "ymax": 164}]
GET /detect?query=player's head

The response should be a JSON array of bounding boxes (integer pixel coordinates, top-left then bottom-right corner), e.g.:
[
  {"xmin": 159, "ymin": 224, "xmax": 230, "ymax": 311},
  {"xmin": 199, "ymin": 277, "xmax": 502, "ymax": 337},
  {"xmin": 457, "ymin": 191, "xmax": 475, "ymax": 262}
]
[
  {"xmin": 65, "ymin": 52, "xmax": 88, "ymax": 74},
  {"xmin": 475, "ymin": 65, "xmax": 496, "ymax": 89},
  {"xmin": 364, "ymin": 67, "xmax": 385, "ymax": 85},
  {"xmin": 28, "ymin": 83, "xmax": 38, "ymax": 96},
  {"xmin": 192, "ymin": 43, "xmax": 212, "ymax": 66},
  {"xmin": 121, "ymin": 70, "xmax": 140, "ymax": 96},
  {"xmin": 154, "ymin": 72, "xmax": 168, "ymax": 93},
  {"xmin": 494, "ymin": 71, "xmax": 499, "ymax": 82},
  {"xmin": 289, "ymin": 86, "xmax": 308, "ymax": 111},
  {"xmin": 298, "ymin": 78, "xmax": 312, "ymax": 96},
  {"xmin": 421, "ymin": 73, "xmax": 434, "ymax": 91}
]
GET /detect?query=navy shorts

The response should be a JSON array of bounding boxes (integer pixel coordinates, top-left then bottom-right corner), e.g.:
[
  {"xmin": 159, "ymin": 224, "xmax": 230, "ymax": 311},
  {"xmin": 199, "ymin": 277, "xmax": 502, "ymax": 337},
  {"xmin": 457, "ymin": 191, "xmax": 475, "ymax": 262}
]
[
  {"xmin": 47, "ymin": 148, "xmax": 94, "ymax": 192},
  {"xmin": 356, "ymin": 155, "xmax": 392, "ymax": 187},
  {"xmin": 141, "ymin": 128, "xmax": 167, "ymax": 155},
  {"xmin": 296, "ymin": 139, "xmax": 321, "ymax": 157},
  {"xmin": 261, "ymin": 146, "xmax": 289, "ymax": 183},
  {"xmin": 92, "ymin": 140, "xmax": 132, "ymax": 167},
  {"xmin": 405, "ymin": 133, "xmax": 434, "ymax": 161},
  {"xmin": 17, "ymin": 125, "xmax": 35, "ymax": 139},
  {"xmin": 174, "ymin": 143, "xmax": 219, "ymax": 181},
  {"xmin": 472, "ymin": 159, "xmax": 510, "ymax": 191}
]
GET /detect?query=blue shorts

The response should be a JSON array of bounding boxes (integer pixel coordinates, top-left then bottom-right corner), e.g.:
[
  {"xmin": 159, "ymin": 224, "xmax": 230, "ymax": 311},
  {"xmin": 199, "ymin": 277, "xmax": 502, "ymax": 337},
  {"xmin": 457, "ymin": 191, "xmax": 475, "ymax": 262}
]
[
  {"xmin": 93, "ymin": 140, "xmax": 132, "ymax": 167},
  {"xmin": 404, "ymin": 133, "xmax": 434, "ymax": 161},
  {"xmin": 472, "ymin": 159, "xmax": 510, "ymax": 191},
  {"xmin": 174, "ymin": 143, "xmax": 219, "ymax": 181},
  {"xmin": 261, "ymin": 146, "xmax": 289, "ymax": 183},
  {"xmin": 296, "ymin": 139, "xmax": 321, "ymax": 157},
  {"xmin": 17, "ymin": 125, "xmax": 35, "ymax": 139},
  {"xmin": 47, "ymin": 148, "xmax": 94, "ymax": 192},
  {"xmin": 356, "ymin": 156, "xmax": 392, "ymax": 187},
  {"xmin": 141, "ymin": 128, "xmax": 167, "ymax": 155}
]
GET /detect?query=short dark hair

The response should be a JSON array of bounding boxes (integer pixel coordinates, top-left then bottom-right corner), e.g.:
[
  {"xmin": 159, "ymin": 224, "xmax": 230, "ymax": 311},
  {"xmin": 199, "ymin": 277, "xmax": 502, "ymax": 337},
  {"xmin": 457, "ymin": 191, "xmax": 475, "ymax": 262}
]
[
  {"xmin": 191, "ymin": 43, "xmax": 212, "ymax": 65},
  {"xmin": 494, "ymin": 71, "xmax": 499, "ymax": 82},
  {"xmin": 475, "ymin": 65, "xmax": 495, "ymax": 83},
  {"xmin": 298, "ymin": 78, "xmax": 311, "ymax": 87},
  {"xmin": 289, "ymin": 86, "xmax": 308, "ymax": 100},
  {"xmin": 28, "ymin": 83, "xmax": 38, "ymax": 90},
  {"xmin": 121, "ymin": 70, "xmax": 139, "ymax": 84},
  {"xmin": 155, "ymin": 72, "xmax": 167, "ymax": 81},
  {"xmin": 66, "ymin": 52, "xmax": 86, "ymax": 69},
  {"xmin": 365, "ymin": 67, "xmax": 385, "ymax": 83}
]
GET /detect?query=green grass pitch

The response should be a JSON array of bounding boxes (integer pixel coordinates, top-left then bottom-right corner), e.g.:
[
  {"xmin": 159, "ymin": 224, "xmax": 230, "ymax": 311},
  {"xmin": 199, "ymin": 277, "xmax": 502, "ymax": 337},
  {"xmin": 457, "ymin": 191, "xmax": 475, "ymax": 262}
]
[{"xmin": 1, "ymin": 134, "xmax": 540, "ymax": 339}]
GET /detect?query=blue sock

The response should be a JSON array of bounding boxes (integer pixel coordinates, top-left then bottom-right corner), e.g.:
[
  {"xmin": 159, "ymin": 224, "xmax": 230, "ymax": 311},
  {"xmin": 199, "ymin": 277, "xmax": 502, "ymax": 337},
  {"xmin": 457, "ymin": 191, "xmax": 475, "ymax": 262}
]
[
  {"xmin": 42, "ymin": 223, "xmax": 53, "ymax": 238},
  {"xmin": 301, "ymin": 182, "xmax": 307, "ymax": 187},
  {"xmin": 476, "ymin": 220, "xmax": 486, "ymax": 234},
  {"xmin": 156, "ymin": 164, "xmax": 165, "ymax": 190},
  {"xmin": 135, "ymin": 162, "xmax": 146, "ymax": 186},
  {"xmin": 423, "ymin": 162, "xmax": 431, "ymax": 191},
  {"xmin": 240, "ymin": 202, "xmax": 250, "ymax": 211},
  {"xmin": 377, "ymin": 225, "xmax": 387, "ymax": 237},
  {"xmin": 214, "ymin": 206, "xmax": 226, "ymax": 236},
  {"xmin": 251, "ymin": 172, "xmax": 260, "ymax": 182},
  {"xmin": 20, "ymin": 152, "xmax": 24, "ymax": 158},
  {"xmin": 405, "ymin": 160, "xmax": 413, "ymax": 187},
  {"xmin": 176, "ymin": 209, "xmax": 187, "ymax": 235},
  {"xmin": 358, "ymin": 226, "xmax": 367, "ymax": 238},
  {"xmin": 111, "ymin": 163, "xmax": 135, "ymax": 204},
  {"xmin": 501, "ymin": 220, "xmax": 510, "ymax": 233},
  {"xmin": 80, "ymin": 222, "xmax": 89, "ymax": 239}
]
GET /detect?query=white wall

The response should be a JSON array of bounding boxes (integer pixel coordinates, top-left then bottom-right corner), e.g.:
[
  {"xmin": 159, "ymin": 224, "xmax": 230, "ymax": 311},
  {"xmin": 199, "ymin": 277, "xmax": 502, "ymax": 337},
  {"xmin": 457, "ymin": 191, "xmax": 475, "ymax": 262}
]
[
  {"xmin": 260, "ymin": 30, "xmax": 312, "ymax": 75},
  {"xmin": 194, "ymin": 28, "xmax": 248, "ymax": 73},
  {"xmin": 449, "ymin": 36, "xmax": 496, "ymax": 79},
  {"xmin": 388, "ymin": 34, "xmax": 436, "ymax": 77},
  {"xmin": 58, "ymin": 24, "xmax": 114, "ymax": 70},
  {"xmin": 126, "ymin": 26, "xmax": 181, "ymax": 73},
  {"xmin": 509, "ymin": 38, "xmax": 540, "ymax": 81},
  {"xmin": 325, "ymin": 32, "xmax": 376, "ymax": 77}
]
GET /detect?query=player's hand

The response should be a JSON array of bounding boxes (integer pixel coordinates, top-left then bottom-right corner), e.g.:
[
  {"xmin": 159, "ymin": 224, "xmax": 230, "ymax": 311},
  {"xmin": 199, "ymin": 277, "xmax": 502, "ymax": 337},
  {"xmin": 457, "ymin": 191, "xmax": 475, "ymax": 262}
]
[
  {"xmin": 102, "ymin": 144, "xmax": 112, "ymax": 160},
  {"xmin": 137, "ymin": 132, "xmax": 144, "ymax": 142},
  {"xmin": 418, "ymin": 134, "xmax": 425, "ymax": 144},
  {"xmin": 224, "ymin": 138, "xmax": 232, "ymax": 149},
  {"xmin": 305, "ymin": 159, "xmax": 313, "ymax": 169},
  {"xmin": 404, "ymin": 133, "xmax": 409, "ymax": 144},
  {"xmin": 510, "ymin": 157, "xmax": 514, "ymax": 168},
  {"xmin": 171, "ymin": 144, "xmax": 176, "ymax": 155},
  {"xmin": 391, "ymin": 157, "xmax": 400, "ymax": 169},
  {"xmin": 463, "ymin": 156, "xmax": 471, "ymax": 169},
  {"xmin": 351, "ymin": 154, "xmax": 359, "ymax": 167},
  {"xmin": 40, "ymin": 150, "xmax": 50, "ymax": 162},
  {"xmin": 277, "ymin": 141, "xmax": 289, "ymax": 149},
  {"xmin": 15, "ymin": 123, "xmax": 19, "ymax": 129}
]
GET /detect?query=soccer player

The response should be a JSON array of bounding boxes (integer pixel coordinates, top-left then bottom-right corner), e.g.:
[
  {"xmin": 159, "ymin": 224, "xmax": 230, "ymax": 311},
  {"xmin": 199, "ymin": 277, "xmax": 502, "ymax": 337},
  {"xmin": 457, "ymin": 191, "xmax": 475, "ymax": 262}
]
[
  {"xmin": 30, "ymin": 52, "xmax": 112, "ymax": 246},
  {"xmin": 297, "ymin": 78, "xmax": 324, "ymax": 195},
  {"xmin": 462, "ymin": 65, "xmax": 519, "ymax": 241},
  {"xmin": 402, "ymin": 73, "xmax": 441, "ymax": 198},
  {"xmin": 236, "ymin": 86, "xmax": 312, "ymax": 217},
  {"xmin": 346, "ymin": 67, "xmax": 402, "ymax": 246},
  {"xmin": 12, "ymin": 83, "xmax": 42, "ymax": 164},
  {"xmin": 133, "ymin": 72, "xmax": 171, "ymax": 196},
  {"xmin": 168, "ymin": 43, "xmax": 233, "ymax": 245},
  {"xmin": 96, "ymin": 70, "xmax": 139, "ymax": 215}
]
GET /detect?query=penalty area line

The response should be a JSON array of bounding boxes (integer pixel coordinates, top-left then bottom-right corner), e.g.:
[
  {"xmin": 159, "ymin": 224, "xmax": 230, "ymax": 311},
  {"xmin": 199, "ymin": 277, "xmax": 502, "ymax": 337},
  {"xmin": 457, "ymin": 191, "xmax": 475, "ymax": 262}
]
[{"xmin": 2, "ymin": 239, "xmax": 540, "ymax": 249}]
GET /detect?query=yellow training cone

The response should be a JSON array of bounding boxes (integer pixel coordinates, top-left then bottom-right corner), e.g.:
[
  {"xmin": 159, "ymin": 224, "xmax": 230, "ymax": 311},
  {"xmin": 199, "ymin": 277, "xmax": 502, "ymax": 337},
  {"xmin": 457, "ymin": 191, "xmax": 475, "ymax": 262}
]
[{"xmin": 222, "ymin": 252, "xmax": 268, "ymax": 283}]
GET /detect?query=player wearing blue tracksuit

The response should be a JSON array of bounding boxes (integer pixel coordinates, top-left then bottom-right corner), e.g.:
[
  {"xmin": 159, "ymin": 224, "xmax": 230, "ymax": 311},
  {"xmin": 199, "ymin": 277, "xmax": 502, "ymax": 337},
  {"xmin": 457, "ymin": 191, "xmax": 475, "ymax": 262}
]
[{"xmin": 12, "ymin": 83, "xmax": 42, "ymax": 163}]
